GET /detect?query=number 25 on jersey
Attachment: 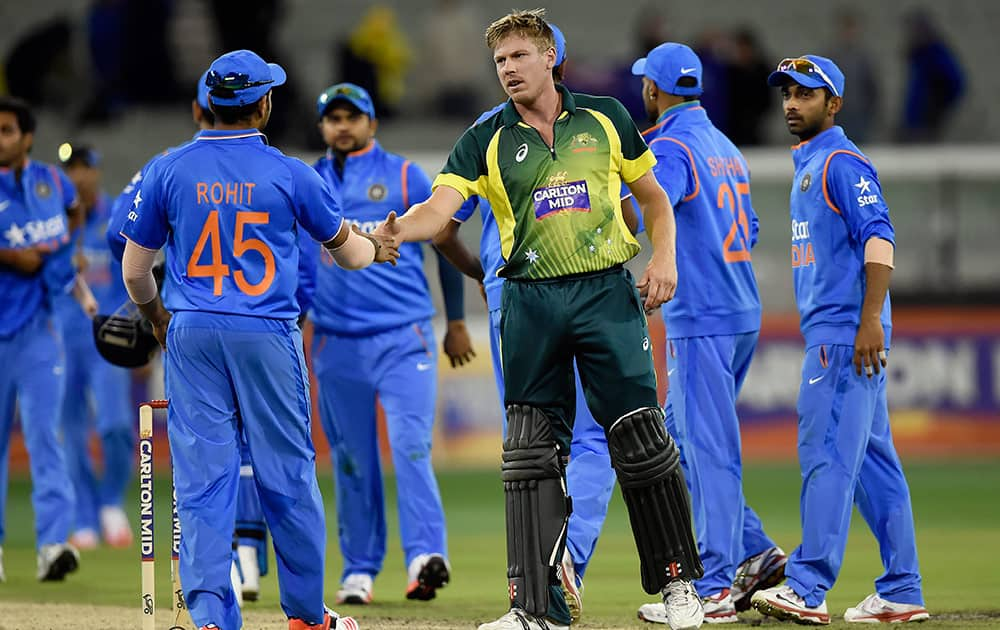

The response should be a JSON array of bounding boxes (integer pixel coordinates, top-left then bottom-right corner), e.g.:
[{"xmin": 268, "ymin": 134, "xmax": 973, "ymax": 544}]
[{"xmin": 187, "ymin": 210, "xmax": 275, "ymax": 296}]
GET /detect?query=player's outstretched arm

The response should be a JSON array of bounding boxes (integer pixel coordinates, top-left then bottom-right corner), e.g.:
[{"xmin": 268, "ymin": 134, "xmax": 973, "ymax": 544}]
[
  {"xmin": 432, "ymin": 220, "xmax": 486, "ymax": 282},
  {"xmin": 323, "ymin": 222, "xmax": 399, "ymax": 269},
  {"xmin": 376, "ymin": 185, "xmax": 465, "ymax": 244},
  {"xmin": 628, "ymin": 170, "xmax": 678, "ymax": 312}
]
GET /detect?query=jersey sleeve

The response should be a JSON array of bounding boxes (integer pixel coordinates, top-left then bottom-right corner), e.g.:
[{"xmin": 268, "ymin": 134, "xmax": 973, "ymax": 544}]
[
  {"xmin": 602, "ymin": 97, "xmax": 655, "ymax": 183},
  {"xmin": 295, "ymin": 229, "xmax": 319, "ymax": 314},
  {"xmin": 825, "ymin": 152, "xmax": 895, "ymax": 246},
  {"xmin": 649, "ymin": 137, "xmax": 695, "ymax": 208},
  {"xmin": 288, "ymin": 159, "xmax": 345, "ymax": 243},
  {"xmin": 404, "ymin": 160, "xmax": 433, "ymax": 206},
  {"xmin": 433, "ymin": 126, "xmax": 488, "ymax": 200},
  {"xmin": 120, "ymin": 159, "xmax": 170, "ymax": 250},
  {"xmin": 453, "ymin": 195, "xmax": 478, "ymax": 223},
  {"xmin": 55, "ymin": 169, "xmax": 78, "ymax": 209}
]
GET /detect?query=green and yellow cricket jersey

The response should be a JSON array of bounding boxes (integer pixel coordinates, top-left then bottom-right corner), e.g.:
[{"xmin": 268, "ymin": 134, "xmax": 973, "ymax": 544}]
[{"xmin": 433, "ymin": 84, "xmax": 655, "ymax": 280}]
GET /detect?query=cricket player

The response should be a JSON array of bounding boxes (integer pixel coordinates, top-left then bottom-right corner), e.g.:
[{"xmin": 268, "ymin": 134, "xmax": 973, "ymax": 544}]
[
  {"xmin": 626, "ymin": 43, "xmax": 786, "ymax": 624},
  {"xmin": 375, "ymin": 11, "xmax": 704, "ymax": 630},
  {"xmin": 310, "ymin": 82, "xmax": 471, "ymax": 605},
  {"xmin": 0, "ymin": 96, "xmax": 97, "ymax": 582},
  {"xmin": 56, "ymin": 143, "xmax": 135, "ymax": 550},
  {"xmin": 751, "ymin": 55, "xmax": 928, "ymax": 625},
  {"xmin": 431, "ymin": 24, "xmax": 617, "ymax": 624},
  {"xmin": 121, "ymin": 50, "xmax": 389, "ymax": 630}
]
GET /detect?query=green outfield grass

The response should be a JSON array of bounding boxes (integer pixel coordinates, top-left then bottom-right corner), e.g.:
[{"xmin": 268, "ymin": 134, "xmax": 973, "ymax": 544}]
[{"xmin": 1, "ymin": 459, "xmax": 999, "ymax": 628}]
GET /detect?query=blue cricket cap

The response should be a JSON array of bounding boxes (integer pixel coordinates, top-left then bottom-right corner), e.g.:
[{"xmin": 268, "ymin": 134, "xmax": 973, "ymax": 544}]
[
  {"xmin": 767, "ymin": 55, "xmax": 845, "ymax": 97},
  {"xmin": 550, "ymin": 23, "xmax": 567, "ymax": 66},
  {"xmin": 631, "ymin": 42, "xmax": 703, "ymax": 96},
  {"xmin": 316, "ymin": 82, "xmax": 376, "ymax": 119},
  {"xmin": 196, "ymin": 70, "xmax": 210, "ymax": 110},
  {"xmin": 205, "ymin": 50, "xmax": 286, "ymax": 107}
]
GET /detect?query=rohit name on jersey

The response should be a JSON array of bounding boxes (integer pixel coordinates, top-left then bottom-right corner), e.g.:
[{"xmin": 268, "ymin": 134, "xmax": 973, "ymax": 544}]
[
  {"xmin": 195, "ymin": 181, "xmax": 257, "ymax": 206},
  {"xmin": 791, "ymin": 219, "xmax": 815, "ymax": 269}
]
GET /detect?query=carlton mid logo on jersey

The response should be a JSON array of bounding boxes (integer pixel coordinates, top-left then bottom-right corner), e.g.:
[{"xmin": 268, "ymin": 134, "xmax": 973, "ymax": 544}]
[
  {"xmin": 791, "ymin": 219, "xmax": 815, "ymax": 268},
  {"xmin": 533, "ymin": 180, "xmax": 591, "ymax": 220}
]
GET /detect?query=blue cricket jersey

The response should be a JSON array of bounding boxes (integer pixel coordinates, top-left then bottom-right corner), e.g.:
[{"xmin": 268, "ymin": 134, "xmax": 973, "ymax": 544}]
[
  {"xmin": 789, "ymin": 125, "xmax": 894, "ymax": 348},
  {"xmin": 56, "ymin": 192, "xmax": 129, "ymax": 330},
  {"xmin": 643, "ymin": 101, "xmax": 761, "ymax": 339},
  {"xmin": 310, "ymin": 140, "xmax": 435, "ymax": 335},
  {"xmin": 0, "ymin": 161, "xmax": 77, "ymax": 336},
  {"xmin": 122, "ymin": 129, "xmax": 344, "ymax": 320}
]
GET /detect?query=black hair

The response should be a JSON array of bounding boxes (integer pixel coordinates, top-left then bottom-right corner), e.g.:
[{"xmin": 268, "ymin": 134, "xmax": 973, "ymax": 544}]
[
  {"xmin": 320, "ymin": 100, "xmax": 364, "ymax": 120},
  {"xmin": 60, "ymin": 144, "xmax": 100, "ymax": 169},
  {"xmin": 201, "ymin": 106, "xmax": 216, "ymax": 126},
  {"xmin": 0, "ymin": 96, "xmax": 37, "ymax": 135},
  {"xmin": 673, "ymin": 76, "xmax": 700, "ymax": 102},
  {"xmin": 211, "ymin": 100, "xmax": 261, "ymax": 125}
]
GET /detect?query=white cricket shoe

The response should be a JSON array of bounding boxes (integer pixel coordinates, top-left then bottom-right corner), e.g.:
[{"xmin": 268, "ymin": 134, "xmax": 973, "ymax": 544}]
[
  {"xmin": 752, "ymin": 585, "xmax": 829, "ymax": 625},
  {"xmin": 730, "ymin": 545, "xmax": 786, "ymax": 612},
  {"xmin": 660, "ymin": 578, "xmax": 704, "ymax": 629},
  {"xmin": 100, "ymin": 505, "xmax": 134, "ymax": 548},
  {"xmin": 477, "ymin": 608, "xmax": 568, "ymax": 630},
  {"xmin": 335, "ymin": 573, "xmax": 373, "ymax": 605},
  {"xmin": 0, "ymin": 545, "xmax": 5, "ymax": 582},
  {"xmin": 844, "ymin": 593, "xmax": 930, "ymax": 623},
  {"xmin": 406, "ymin": 553, "xmax": 450, "ymax": 601},
  {"xmin": 238, "ymin": 544, "xmax": 260, "ymax": 602},
  {"xmin": 37, "ymin": 543, "xmax": 80, "ymax": 581},
  {"xmin": 639, "ymin": 588, "xmax": 737, "ymax": 625},
  {"xmin": 69, "ymin": 528, "xmax": 100, "ymax": 551},
  {"xmin": 557, "ymin": 548, "xmax": 582, "ymax": 623}
]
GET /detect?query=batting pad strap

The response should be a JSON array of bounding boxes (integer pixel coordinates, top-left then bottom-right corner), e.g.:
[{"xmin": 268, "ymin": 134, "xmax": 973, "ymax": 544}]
[
  {"xmin": 501, "ymin": 405, "xmax": 571, "ymax": 617},
  {"xmin": 608, "ymin": 407, "xmax": 703, "ymax": 594}
]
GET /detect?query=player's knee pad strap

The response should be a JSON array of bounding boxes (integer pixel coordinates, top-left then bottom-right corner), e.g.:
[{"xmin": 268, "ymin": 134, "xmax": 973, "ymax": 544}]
[
  {"xmin": 501, "ymin": 404, "xmax": 571, "ymax": 616},
  {"xmin": 608, "ymin": 407, "xmax": 703, "ymax": 594}
]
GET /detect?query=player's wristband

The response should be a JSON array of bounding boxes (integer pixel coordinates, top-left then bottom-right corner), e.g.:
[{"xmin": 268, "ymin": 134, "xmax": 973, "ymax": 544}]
[{"xmin": 864, "ymin": 237, "xmax": 894, "ymax": 269}]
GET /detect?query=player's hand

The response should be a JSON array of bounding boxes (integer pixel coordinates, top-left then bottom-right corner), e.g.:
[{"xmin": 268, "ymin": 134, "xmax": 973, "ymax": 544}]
[
  {"xmin": 853, "ymin": 317, "xmax": 886, "ymax": 378},
  {"xmin": 80, "ymin": 293, "xmax": 99, "ymax": 319},
  {"xmin": 151, "ymin": 312, "xmax": 171, "ymax": 351},
  {"xmin": 636, "ymin": 253, "xmax": 678, "ymax": 314},
  {"xmin": 477, "ymin": 281, "xmax": 487, "ymax": 305},
  {"xmin": 356, "ymin": 224, "xmax": 399, "ymax": 266},
  {"xmin": 443, "ymin": 319, "xmax": 475, "ymax": 368},
  {"xmin": 2, "ymin": 247, "xmax": 44, "ymax": 274},
  {"xmin": 374, "ymin": 211, "xmax": 403, "ymax": 240}
]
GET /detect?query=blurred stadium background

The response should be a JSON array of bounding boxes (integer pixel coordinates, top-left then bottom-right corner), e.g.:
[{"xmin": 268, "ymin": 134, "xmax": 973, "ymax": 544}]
[{"xmin": 1, "ymin": 0, "xmax": 999, "ymax": 625}]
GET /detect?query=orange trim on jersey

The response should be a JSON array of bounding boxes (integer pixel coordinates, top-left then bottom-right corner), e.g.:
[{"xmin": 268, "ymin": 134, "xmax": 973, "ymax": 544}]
[
  {"xmin": 821, "ymin": 149, "xmax": 869, "ymax": 215},
  {"xmin": 401, "ymin": 160, "xmax": 411, "ymax": 208},
  {"xmin": 348, "ymin": 140, "xmax": 376, "ymax": 159},
  {"xmin": 648, "ymin": 136, "xmax": 700, "ymax": 202},
  {"xmin": 642, "ymin": 106, "xmax": 704, "ymax": 138}
]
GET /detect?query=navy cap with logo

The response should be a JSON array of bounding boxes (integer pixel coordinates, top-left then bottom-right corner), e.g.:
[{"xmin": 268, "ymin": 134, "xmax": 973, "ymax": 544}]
[
  {"xmin": 631, "ymin": 42, "xmax": 703, "ymax": 96},
  {"xmin": 767, "ymin": 55, "xmax": 845, "ymax": 97},
  {"xmin": 316, "ymin": 82, "xmax": 376, "ymax": 119},
  {"xmin": 205, "ymin": 49, "xmax": 287, "ymax": 107}
]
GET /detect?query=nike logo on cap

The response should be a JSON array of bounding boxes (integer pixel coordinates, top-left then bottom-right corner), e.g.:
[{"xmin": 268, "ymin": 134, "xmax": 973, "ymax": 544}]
[{"xmin": 680, "ymin": 67, "xmax": 697, "ymax": 74}]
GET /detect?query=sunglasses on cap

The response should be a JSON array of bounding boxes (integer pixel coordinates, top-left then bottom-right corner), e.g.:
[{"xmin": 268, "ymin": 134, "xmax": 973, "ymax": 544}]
[
  {"xmin": 206, "ymin": 70, "xmax": 274, "ymax": 94},
  {"xmin": 776, "ymin": 57, "xmax": 840, "ymax": 96}
]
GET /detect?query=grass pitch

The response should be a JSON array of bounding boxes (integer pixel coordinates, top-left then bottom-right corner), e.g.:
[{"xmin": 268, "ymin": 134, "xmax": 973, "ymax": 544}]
[{"xmin": 1, "ymin": 459, "xmax": 998, "ymax": 629}]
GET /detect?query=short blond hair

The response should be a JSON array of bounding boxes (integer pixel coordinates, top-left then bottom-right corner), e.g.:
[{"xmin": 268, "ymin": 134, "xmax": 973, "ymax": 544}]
[{"xmin": 484, "ymin": 8, "xmax": 554, "ymax": 55}]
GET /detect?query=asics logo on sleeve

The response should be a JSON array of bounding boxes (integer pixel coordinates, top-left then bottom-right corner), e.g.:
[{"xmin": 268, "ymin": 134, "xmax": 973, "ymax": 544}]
[{"xmin": 515, "ymin": 143, "xmax": 528, "ymax": 162}]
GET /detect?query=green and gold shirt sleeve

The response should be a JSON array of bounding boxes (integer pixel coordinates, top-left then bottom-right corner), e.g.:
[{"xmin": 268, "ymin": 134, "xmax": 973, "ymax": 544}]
[
  {"xmin": 602, "ymin": 97, "xmax": 656, "ymax": 183},
  {"xmin": 433, "ymin": 126, "xmax": 488, "ymax": 200}
]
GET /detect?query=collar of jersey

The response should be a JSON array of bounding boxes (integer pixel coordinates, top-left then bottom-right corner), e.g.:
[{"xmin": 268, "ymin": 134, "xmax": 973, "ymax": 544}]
[
  {"xmin": 500, "ymin": 83, "xmax": 576, "ymax": 128},
  {"xmin": 643, "ymin": 100, "xmax": 705, "ymax": 138},
  {"xmin": 0, "ymin": 158, "xmax": 32, "ymax": 175},
  {"xmin": 195, "ymin": 129, "xmax": 268, "ymax": 143},
  {"xmin": 326, "ymin": 139, "xmax": 380, "ymax": 162},
  {"xmin": 791, "ymin": 125, "xmax": 846, "ymax": 166}
]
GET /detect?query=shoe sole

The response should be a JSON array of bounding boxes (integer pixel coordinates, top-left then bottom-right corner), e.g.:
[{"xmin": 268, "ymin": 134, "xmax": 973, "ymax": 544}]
[
  {"xmin": 407, "ymin": 556, "xmax": 450, "ymax": 601},
  {"xmin": 336, "ymin": 594, "xmax": 372, "ymax": 605},
  {"xmin": 845, "ymin": 610, "xmax": 930, "ymax": 623},
  {"xmin": 242, "ymin": 588, "xmax": 259, "ymax": 602},
  {"xmin": 753, "ymin": 596, "xmax": 829, "ymax": 625},
  {"xmin": 704, "ymin": 611, "xmax": 739, "ymax": 624},
  {"xmin": 559, "ymin": 568, "xmax": 582, "ymax": 623},
  {"xmin": 40, "ymin": 549, "xmax": 79, "ymax": 581},
  {"xmin": 734, "ymin": 557, "xmax": 787, "ymax": 612}
]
